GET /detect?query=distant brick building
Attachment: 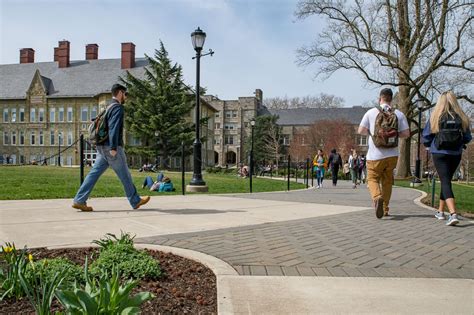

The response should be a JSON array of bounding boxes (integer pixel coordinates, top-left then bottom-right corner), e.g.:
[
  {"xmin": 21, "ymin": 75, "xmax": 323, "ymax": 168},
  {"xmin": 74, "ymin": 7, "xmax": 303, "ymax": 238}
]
[{"xmin": 0, "ymin": 41, "xmax": 216, "ymax": 167}]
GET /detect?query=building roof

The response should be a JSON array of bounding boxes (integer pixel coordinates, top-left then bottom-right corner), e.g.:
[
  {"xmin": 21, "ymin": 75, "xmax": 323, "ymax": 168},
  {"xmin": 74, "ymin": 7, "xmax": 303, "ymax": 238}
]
[
  {"xmin": 0, "ymin": 58, "xmax": 148, "ymax": 99},
  {"xmin": 261, "ymin": 106, "xmax": 370, "ymax": 125}
]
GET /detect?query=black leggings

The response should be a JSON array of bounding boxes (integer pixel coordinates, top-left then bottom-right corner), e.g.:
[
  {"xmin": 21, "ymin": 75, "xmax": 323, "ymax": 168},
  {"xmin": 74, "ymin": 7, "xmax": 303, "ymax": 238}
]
[{"xmin": 432, "ymin": 154, "xmax": 461, "ymax": 200}]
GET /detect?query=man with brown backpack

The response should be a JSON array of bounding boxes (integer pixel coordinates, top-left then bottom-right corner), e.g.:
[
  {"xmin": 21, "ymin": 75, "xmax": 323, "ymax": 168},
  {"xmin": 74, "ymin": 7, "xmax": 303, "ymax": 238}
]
[{"xmin": 358, "ymin": 88, "xmax": 410, "ymax": 218}]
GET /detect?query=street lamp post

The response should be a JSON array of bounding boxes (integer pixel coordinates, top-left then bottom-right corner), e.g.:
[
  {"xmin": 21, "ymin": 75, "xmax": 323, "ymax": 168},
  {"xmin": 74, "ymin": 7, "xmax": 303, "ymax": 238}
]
[
  {"xmin": 415, "ymin": 101, "xmax": 423, "ymax": 182},
  {"xmin": 58, "ymin": 132, "xmax": 61, "ymax": 167},
  {"xmin": 187, "ymin": 27, "xmax": 213, "ymax": 192},
  {"xmin": 154, "ymin": 131, "xmax": 160, "ymax": 168},
  {"xmin": 250, "ymin": 118, "xmax": 256, "ymax": 193}
]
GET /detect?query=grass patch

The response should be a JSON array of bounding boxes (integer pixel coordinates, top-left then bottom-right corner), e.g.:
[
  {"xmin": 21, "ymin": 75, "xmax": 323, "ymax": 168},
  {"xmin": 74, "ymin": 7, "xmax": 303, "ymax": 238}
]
[
  {"xmin": 395, "ymin": 179, "xmax": 474, "ymax": 214},
  {"xmin": 0, "ymin": 166, "xmax": 305, "ymax": 200}
]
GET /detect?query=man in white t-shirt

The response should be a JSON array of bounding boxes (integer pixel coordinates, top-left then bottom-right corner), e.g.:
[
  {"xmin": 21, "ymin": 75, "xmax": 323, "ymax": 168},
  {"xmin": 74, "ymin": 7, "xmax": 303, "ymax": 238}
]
[{"xmin": 358, "ymin": 88, "xmax": 410, "ymax": 218}]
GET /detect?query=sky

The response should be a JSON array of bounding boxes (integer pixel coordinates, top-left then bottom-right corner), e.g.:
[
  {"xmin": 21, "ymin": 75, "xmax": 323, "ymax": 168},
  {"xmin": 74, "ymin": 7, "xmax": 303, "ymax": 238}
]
[{"xmin": 0, "ymin": 0, "xmax": 381, "ymax": 106}]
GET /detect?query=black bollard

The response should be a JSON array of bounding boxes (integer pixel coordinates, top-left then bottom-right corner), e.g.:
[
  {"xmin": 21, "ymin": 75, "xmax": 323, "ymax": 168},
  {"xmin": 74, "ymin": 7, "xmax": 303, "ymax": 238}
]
[
  {"xmin": 181, "ymin": 141, "xmax": 185, "ymax": 195},
  {"xmin": 80, "ymin": 134, "xmax": 84, "ymax": 185},
  {"xmin": 287, "ymin": 155, "xmax": 291, "ymax": 191},
  {"xmin": 306, "ymin": 158, "xmax": 310, "ymax": 189}
]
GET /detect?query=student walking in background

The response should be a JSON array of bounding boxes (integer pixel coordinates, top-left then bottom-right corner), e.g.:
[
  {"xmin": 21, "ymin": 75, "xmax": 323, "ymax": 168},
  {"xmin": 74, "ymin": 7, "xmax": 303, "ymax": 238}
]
[
  {"xmin": 313, "ymin": 149, "xmax": 327, "ymax": 189},
  {"xmin": 328, "ymin": 149, "xmax": 343, "ymax": 186},
  {"xmin": 422, "ymin": 91, "xmax": 472, "ymax": 226},
  {"xmin": 358, "ymin": 88, "xmax": 410, "ymax": 218},
  {"xmin": 349, "ymin": 150, "xmax": 360, "ymax": 189}
]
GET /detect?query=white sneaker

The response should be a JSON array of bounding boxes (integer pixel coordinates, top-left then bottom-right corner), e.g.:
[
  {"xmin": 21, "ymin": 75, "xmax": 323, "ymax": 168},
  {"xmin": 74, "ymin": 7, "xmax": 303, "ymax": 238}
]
[
  {"xmin": 316, "ymin": 185, "xmax": 320, "ymax": 189},
  {"xmin": 434, "ymin": 211, "xmax": 445, "ymax": 220},
  {"xmin": 446, "ymin": 214, "xmax": 459, "ymax": 226}
]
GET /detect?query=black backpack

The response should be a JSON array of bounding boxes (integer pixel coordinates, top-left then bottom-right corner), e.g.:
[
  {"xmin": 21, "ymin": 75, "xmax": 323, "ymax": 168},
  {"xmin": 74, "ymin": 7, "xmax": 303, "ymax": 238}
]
[
  {"xmin": 332, "ymin": 153, "xmax": 340, "ymax": 167},
  {"xmin": 435, "ymin": 114, "xmax": 464, "ymax": 150}
]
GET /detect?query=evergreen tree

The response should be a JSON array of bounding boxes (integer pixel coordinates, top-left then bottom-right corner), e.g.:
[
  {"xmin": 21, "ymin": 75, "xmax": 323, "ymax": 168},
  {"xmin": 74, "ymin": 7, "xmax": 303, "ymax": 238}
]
[{"xmin": 121, "ymin": 41, "xmax": 194, "ymax": 168}]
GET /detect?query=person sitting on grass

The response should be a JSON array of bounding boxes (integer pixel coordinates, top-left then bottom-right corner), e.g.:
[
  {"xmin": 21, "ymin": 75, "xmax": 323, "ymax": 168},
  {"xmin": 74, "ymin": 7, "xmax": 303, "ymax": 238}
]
[{"xmin": 142, "ymin": 173, "xmax": 175, "ymax": 192}]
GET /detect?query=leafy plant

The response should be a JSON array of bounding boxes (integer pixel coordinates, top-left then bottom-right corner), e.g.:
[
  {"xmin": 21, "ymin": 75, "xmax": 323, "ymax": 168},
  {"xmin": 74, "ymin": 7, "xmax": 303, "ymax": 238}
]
[
  {"xmin": 19, "ymin": 260, "xmax": 65, "ymax": 315},
  {"xmin": 0, "ymin": 242, "xmax": 28, "ymax": 300},
  {"xmin": 25, "ymin": 258, "xmax": 83, "ymax": 289},
  {"xmin": 92, "ymin": 231, "xmax": 136, "ymax": 250},
  {"xmin": 56, "ymin": 260, "xmax": 153, "ymax": 315},
  {"xmin": 89, "ymin": 243, "xmax": 161, "ymax": 280}
]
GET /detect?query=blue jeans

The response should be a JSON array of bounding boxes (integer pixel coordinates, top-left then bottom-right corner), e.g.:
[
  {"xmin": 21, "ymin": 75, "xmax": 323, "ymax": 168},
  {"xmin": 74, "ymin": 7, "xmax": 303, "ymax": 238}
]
[
  {"xmin": 143, "ymin": 176, "xmax": 154, "ymax": 189},
  {"xmin": 74, "ymin": 146, "xmax": 141, "ymax": 208},
  {"xmin": 316, "ymin": 169, "xmax": 324, "ymax": 186}
]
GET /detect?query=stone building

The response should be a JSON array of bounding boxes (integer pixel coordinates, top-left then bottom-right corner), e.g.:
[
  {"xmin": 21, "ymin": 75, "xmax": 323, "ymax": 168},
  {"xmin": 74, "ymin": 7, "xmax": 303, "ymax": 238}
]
[
  {"xmin": 203, "ymin": 89, "xmax": 263, "ymax": 166},
  {"xmin": 0, "ymin": 41, "xmax": 216, "ymax": 168}
]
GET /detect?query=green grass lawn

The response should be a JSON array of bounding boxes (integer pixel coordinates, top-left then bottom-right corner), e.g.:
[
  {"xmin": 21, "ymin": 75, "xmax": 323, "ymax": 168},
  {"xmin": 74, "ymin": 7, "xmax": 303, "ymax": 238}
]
[
  {"xmin": 395, "ymin": 179, "xmax": 474, "ymax": 214},
  {"xmin": 0, "ymin": 166, "xmax": 306, "ymax": 200}
]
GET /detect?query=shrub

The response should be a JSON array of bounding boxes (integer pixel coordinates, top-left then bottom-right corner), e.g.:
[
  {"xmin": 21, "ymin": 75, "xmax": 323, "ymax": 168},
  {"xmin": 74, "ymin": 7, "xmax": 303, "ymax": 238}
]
[
  {"xmin": 25, "ymin": 258, "xmax": 83, "ymax": 289},
  {"xmin": 92, "ymin": 231, "xmax": 136, "ymax": 250},
  {"xmin": 89, "ymin": 243, "xmax": 161, "ymax": 280}
]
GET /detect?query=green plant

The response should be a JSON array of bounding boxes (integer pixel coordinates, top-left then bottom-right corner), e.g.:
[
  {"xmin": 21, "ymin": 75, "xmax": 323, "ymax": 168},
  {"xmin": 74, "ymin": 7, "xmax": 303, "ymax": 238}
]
[
  {"xmin": 56, "ymin": 261, "xmax": 153, "ymax": 315},
  {"xmin": 19, "ymin": 260, "xmax": 65, "ymax": 315},
  {"xmin": 92, "ymin": 231, "xmax": 136, "ymax": 250},
  {"xmin": 0, "ymin": 242, "xmax": 28, "ymax": 300},
  {"xmin": 25, "ymin": 258, "xmax": 83, "ymax": 289},
  {"xmin": 89, "ymin": 243, "xmax": 161, "ymax": 280}
]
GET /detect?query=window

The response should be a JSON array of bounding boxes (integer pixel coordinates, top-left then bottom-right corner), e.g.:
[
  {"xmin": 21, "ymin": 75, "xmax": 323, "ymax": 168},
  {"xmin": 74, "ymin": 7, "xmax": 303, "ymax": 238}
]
[
  {"xmin": 20, "ymin": 108, "xmax": 25, "ymax": 122},
  {"xmin": 11, "ymin": 108, "xmax": 16, "ymax": 122},
  {"xmin": 225, "ymin": 111, "xmax": 231, "ymax": 118},
  {"xmin": 50, "ymin": 108, "xmax": 55, "ymax": 122},
  {"xmin": 58, "ymin": 107, "xmax": 64, "ymax": 122},
  {"xmin": 3, "ymin": 131, "xmax": 9, "ymax": 145},
  {"xmin": 67, "ymin": 131, "xmax": 73, "ymax": 145},
  {"xmin": 30, "ymin": 108, "xmax": 36, "ymax": 122},
  {"xmin": 224, "ymin": 135, "xmax": 234, "ymax": 145},
  {"xmin": 3, "ymin": 108, "xmax": 8, "ymax": 122},
  {"xmin": 39, "ymin": 108, "xmax": 45, "ymax": 122},
  {"xmin": 81, "ymin": 106, "xmax": 89, "ymax": 122},
  {"xmin": 357, "ymin": 135, "xmax": 368, "ymax": 146},
  {"xmin": 224, "ymin": 124, "xmax": 235, "ymax": 130},
  {"xmin": 50, "ymin": 131, "xmax": 55, "ymax": 145},
  {"xmin": 214, "ymin": 138, "xmax": 221, "ymax": 145},
  {"xmin": 20, "ymin": 131, "xmax": 25, "ymax": 145},
  {"xmin": 67, "ymin": 107, "xmax": 73, "ymax": 122},
  {"xmin": 215, "ymin": 112, "xmax": 220, "ymax": 118},
  {"xmin": 232, "ymin": 110, "xmax": 237, "ymax": 118},
  {"xmin": 91, "ymin": 106, "xmax": 98, "ymax": 120},
  {"xmin": 215, "ymin": 123, "xmax": 221, "ymax": 129},
  {"xmin": 282, "ymin": 135, "xmax": 290, "ymax": 146},
  {"xmin": 11, "ymin": 131, "xmax": 16, "ymax": 145},
  {"xmin": 39, "ymin": 131, "xmax": 44, "ymax": 145},
  {"xmin": 30, "ymin": 131, "xmax": 36, "ymax": 145}
]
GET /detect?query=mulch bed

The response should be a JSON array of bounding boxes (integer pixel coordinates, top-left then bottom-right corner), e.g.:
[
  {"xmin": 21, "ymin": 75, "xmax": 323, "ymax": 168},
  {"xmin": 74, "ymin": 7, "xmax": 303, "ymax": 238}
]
[{"xmin": 0, "ymin": 247, "xmax": 217, "ymax": 314}]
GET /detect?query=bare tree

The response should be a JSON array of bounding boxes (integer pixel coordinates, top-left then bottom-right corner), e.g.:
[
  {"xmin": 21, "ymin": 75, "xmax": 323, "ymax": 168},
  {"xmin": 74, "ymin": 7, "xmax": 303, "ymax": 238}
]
[
  {"xmin": 307, "ymin": 119, "xmax": 356, "ymax": 158},
  {"xmin": 262, "ymin": 121, "xmax": 283, "ymax": 169},
  {"xmin": 296, "ymin": 0, "xmax": 473, "ymax": 177},
  {"xmin": 264, "ymin": 93, "xmax": 345, "ymax": 109}
]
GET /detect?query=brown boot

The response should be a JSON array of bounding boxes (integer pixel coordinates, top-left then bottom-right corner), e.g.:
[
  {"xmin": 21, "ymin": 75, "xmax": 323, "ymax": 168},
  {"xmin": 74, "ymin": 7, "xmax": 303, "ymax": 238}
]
[
  {"xmin": 374, "ymin": 197, "xmax": 384, "ymax": 219},
  {"xmin": 72, "ymin": 203, "xmax": 93, "ymax": 212},
  {"xmin": 134, "ymin": 196, "xmax": 150, "ymax": 210}
]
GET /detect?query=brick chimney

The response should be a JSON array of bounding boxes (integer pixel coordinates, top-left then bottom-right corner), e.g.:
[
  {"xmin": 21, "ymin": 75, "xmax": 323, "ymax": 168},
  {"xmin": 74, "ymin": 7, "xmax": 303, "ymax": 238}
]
[
  {"xmin": 20, "ymin": 48, "xmax": 35, "ymax": 64},
  {"xmin": 86, "ymin": 44, "xmax": 99, "ymax": 60},
  {"xmin": 121, "ymin": 42, "xmax": 135, "ymax": 69},
  {"xmin": 57, "ymin": 40, "xmax": 70, "ymax": 68}
]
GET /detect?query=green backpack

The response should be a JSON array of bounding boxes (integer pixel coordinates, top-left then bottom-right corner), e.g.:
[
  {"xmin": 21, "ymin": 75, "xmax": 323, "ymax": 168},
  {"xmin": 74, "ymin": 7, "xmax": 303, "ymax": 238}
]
[{"xmin": 88, "ymin": 104, "xmax": 118, "ymax": 146}]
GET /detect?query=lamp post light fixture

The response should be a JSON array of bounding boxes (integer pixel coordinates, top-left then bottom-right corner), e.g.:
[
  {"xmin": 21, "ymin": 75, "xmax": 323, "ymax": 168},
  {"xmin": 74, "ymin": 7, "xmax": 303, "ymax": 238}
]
[
  {"xmin": 187, "ymin": 27, "xmax": 213, "ymax": 193},
  {"xmin": 249, "ymin": 118, "xmax": 256, "ymax": 193}
]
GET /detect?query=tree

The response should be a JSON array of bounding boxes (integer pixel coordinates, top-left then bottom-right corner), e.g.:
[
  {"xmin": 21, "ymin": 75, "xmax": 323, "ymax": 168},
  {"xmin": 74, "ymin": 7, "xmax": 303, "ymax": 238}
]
[
  {"xmin": 288, "ymin": 132, "xmax": 313, "ymax": 164},
  {"xmin": 306, "ymin": 119, "xmax": 356, "ymax": 159},
  {"xmin": 245, "ymin": 115, "xmax": 284, "ymax": 168},
  {"xmin": 264, "ymin": 93, "xmax": 345, "ymax": 109},
  {"xmin": 296, "ymin": 0, "xmax": 473, "ymax": 177},
  {"xmin": 121, "ymin": 41, "xmax": 194, "ymax": 168}
]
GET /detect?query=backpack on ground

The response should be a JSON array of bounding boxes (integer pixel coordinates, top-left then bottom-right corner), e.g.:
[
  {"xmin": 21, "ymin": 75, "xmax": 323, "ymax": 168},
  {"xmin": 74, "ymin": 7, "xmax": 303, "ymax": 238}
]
[
  {"xmin": 435, "ymin": 113, "xmax": 464, "ymax": 150},
  {"xmin": 372, "ymin": 105, "xmax": 399, "ymax": 148},
  {"xmin": 88, "ymin": 103, "xmax": 118, "ymax": 146}
]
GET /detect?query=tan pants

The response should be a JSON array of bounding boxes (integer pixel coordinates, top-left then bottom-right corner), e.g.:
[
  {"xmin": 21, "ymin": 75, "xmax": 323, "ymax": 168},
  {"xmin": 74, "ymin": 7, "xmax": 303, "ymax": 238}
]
[{"xmin": 366, "ymin": 156, "xmax": 398, "ymax": 211}]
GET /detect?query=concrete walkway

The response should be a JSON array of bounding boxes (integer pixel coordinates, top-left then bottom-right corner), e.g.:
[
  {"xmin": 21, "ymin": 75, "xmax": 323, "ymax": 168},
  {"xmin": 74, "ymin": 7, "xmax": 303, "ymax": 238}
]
[{"xmin": 1, "ymin": 180, "xmax": 473, "ymax": 314}]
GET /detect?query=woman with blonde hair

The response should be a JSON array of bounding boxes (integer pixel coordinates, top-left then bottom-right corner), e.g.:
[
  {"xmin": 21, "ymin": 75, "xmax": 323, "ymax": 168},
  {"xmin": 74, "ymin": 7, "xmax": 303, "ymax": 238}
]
[{"xmin": 422, "ymin": 91, "xmax": 472, "ymax": 226}]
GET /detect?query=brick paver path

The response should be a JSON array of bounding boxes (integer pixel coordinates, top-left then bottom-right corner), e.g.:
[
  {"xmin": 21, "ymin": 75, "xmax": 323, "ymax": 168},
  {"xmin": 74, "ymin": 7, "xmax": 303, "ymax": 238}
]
[{"xmin": 137, "ymin": 182, "xmax": 474, "ymax": 279}]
